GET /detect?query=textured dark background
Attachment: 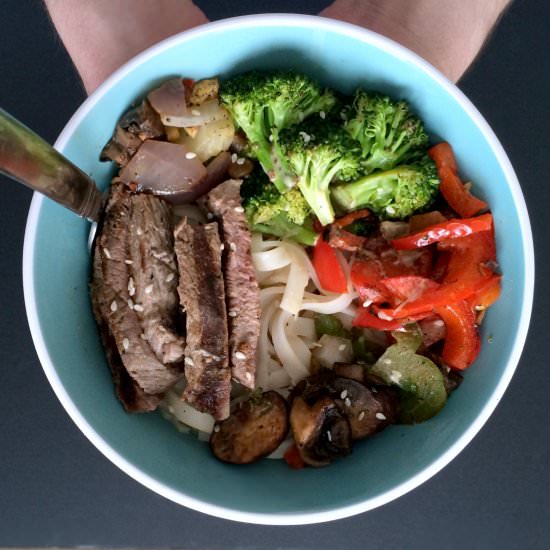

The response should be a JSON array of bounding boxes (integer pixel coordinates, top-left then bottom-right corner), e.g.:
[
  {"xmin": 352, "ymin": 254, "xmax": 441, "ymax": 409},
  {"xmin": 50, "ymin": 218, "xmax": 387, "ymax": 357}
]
[{"xmin": 1, "ymin": 0, "xmax": 549, "ymax": 548}]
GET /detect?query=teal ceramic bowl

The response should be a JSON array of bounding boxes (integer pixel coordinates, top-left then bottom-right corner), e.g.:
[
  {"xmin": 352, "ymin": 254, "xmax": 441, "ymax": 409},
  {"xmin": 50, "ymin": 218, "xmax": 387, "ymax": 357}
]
[{"xmin": 23, "ymin": 15, "xmax": 534, "ymax": 524}]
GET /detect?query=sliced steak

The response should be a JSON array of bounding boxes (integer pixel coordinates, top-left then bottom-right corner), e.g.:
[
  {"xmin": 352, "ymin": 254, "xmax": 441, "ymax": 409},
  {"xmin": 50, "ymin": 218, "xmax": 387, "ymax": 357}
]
[
  {"xmin": 174, "ymin": 219, "xmax": 230, "ymax": 420},
  {"xmin": 91, "ymin": 183, "xmax": 179, "ymax": 397},
  {"xmin": 201, "ymin": 179, "xmax": 260, "ymax": 389},
  {"xmin": 100, "ymin": 100, "xmax": 164, "ymax": 166},
  {"xmin": 127, "ymin": 193, "xmax": 185, "ymax": 366},
  {"xmin": 91, "ymin": 238, "xmax": 160, "ymax": 412}
]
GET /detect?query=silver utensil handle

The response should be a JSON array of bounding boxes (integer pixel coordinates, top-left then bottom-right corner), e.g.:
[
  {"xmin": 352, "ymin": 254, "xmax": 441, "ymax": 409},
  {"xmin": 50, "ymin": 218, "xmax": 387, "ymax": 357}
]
[{"xmin": 0, "ymin": 108, "xmax": 102, "ymax": 222}]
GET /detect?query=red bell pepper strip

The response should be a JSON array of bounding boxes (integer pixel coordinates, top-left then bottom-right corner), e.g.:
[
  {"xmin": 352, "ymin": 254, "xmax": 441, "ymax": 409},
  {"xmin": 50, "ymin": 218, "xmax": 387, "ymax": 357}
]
[
  {"xmin": 375, "ymin": 230, "xmax": 498, "ymax": 319},
  {"xmin": 312, "ymin": 239, "xmax": 347, "ymax": 293},
  {"xmin": 435, "ymin": 300, "xmax": 480, "ymax": 370},
  {"xmin": 351, "ymin": 258, "xmax": 391, "ymax": 305},
  {"xmin": 333, "ymin": 208, "xmax": 372, "ymax": 228},
  {"xmin": 468, "ymin": 275, "xmax": 502, "ymax": 311},
  {"xmin": 392, "ymin": 213, "xmax": 494, "ymax": 250},
  {"xmin": 429, "ymin": 143, "xmax": 488, "ymax": 218},
  {"xmin": 375, "ymin": 274, "xmax": 498, "ymax": 319},
  {"xmin": 353, "ymin": 308, "xmax": 429, "ymax": 330},
  {"xmin": 428, "ymin": 142, "xmax": 457, "ymax": 173},
  {"xmin": 380, "ymin": 276, "xmax": 440, "ymax": 302},
  {"xmin": 283, "ymin": 444, "xmax": 306, "ymax": 469}
]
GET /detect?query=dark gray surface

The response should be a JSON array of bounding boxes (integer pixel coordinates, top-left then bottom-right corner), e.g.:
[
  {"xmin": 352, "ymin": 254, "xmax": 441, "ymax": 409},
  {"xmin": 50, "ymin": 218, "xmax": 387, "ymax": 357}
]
[{"xmin": 0, "ymin": 0, "xmax": 548, "ymax": 548}]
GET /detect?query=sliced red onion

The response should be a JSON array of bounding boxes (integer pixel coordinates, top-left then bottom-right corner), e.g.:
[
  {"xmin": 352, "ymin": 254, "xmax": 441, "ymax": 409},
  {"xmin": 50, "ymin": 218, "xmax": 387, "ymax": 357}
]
[
  {"xmin": 147, "ymin": 78, "xmax": 188, "ymax": 126},
  {"xmin": 119, "ymin": 140, "xmax": 210, "ymax": 203}
]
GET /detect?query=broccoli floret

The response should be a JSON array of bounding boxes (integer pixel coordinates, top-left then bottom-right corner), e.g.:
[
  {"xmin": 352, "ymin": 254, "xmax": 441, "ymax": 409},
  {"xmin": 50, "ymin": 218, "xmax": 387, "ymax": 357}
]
[
  {"xmin": 220, "ymin": 71, "xmax": 336, "ymax": 190},
  {"xmin": 241, "ymin": 167, "xmax": 318, "ymax": 246},
  {"xmin": 275, "ymin": 117, "xmax": 362, "ymax": 225},
  {"xmin": 345, "ymin": 90, "xmax": 429, "ymax": 174},
  {"xmin": 331, "ymin": 154, "xmax": 440, "ymax": 219}
]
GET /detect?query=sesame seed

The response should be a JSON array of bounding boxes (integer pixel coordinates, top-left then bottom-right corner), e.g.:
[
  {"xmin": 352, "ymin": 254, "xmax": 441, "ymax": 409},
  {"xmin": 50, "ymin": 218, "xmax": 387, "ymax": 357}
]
[
  {"xmin": 245, "ymin": 372, "xmax": 252, "ymax": 381},
  {"xmin": 362, "ymin": 299, "xmax": 373, "ymax": 308},
  {"xmin": 376, "ymin": 412, "xmax": 387, "ymax": 421},
  {"xmin": 136, "ymin": 228, "xmax": 143, "ymax": 236},
  {"xmin": 386, "ymin": 206, "xmax": 396, "ymax": 215},
  {"xmin": 344, "ymin": 397, "xmax": 352, "ymax": 408},
  {"xmin": 144, "ymin": 284, "xmax": 153, "ymax": 294},
  {"xmin": 124, "ymin": 259, "xmax": 133, "ymax": 265},
  {"xmin": 327, "ymin": 430, "xmax": 332, "ymax": 442},
  {"xmin": 206, "ymin": 212, "xmax": 214, "ymax": 220},
  {"xmin": 474, "ymin": 305, "xmax": 486, "ymax": 311},
  {"xmin": 229, "ymin": 242, "xmax": 237, "ymax": 252},
  {"xmin": 122, "ymin": 338, "xmax": 130, "ymax": 351},
  {"xmin": 234, "ymin": 206, "xmax": 245, "ymax": 213},
  {"xmin": 214, "ymin": 425, "xmax": 220, "ymax": 433},
  {"xmin": 228, "ymin": 310, "xmax": 237, "ymax": 317},
  {"xmin": 184, "ymin": 356, "xmax": 194, "ymax": 366},
  {"xmin": 358, "ymin": 411, "xmax": 366, "ymax": 421},
  {"xmin": 231, "ymin": 153, "xmax": 238, "ymax": 163},
  {"xmin": 298, "ymin": 111, "xmax": 305, "ymax": 121},
  {"xmin": 383, "ymin": 358, "xmax": 392, "ymax": 365},
  {"xmin": 185, "ymin": 151, "xmax": 197, "ymax": 159},
  {"xmin": 133, "ymin": 304, "xmax": 144, "ymax": 312},
  {"xmin": 128, "ymin": 277, "xmax": 135, "ymax": 296},
  {"xmin": 299, "ymin": 131, "xmax": 311, "ymax": 143},
  {"xmin": 340, "ymin": 390, "xmax": 348, "ymax": 400},
  {"xmin": 140, "ymin": 333, "xmax": 147, "ymax": 340},
  {"xmin": 235, "ymin": 351, "xmax": 246, "ymax": 360},
  {"xmin": 390, "ymin": 370, "xmax": 402, "ymax": 383},
  {"xmin": 377, "ymin": 311, "xmax": 393, "ymax": 321},
  {"xmin": 110, "ymin": 301, "xmax": 118, "ymax": 312},
  {"xmin": 165, "ymin": 273, "xmax": 175, "ymax": 283},
  {"xmin": 127, "ymin": 299, "xmax": 134, "ymax": 309},
  {"xmin": 434, "ymin": 319, "xmax": 445, "ymax": 327},
  {"xmin": 338, "ymin": 344, "xmax": 347, "ymax": 351},
  {"xmin": 191, "ymin": 109, "xmax": 201, "ymax": 116},
  {"xmin": 371, "ymin": 387, "xmax": 378, "ymax": 393},
  {"xmin": 268, "ymin": 134, "xmax": 274, "ymax": 142},
  {"xmin": 319, "ymin": 110, "xmax": 326, "ymax": 119},
  {"xmin": 103, "ymin": 248, "xmax": 111, "ymax": 259},
  {"xmin": 220, "ymin": 243, "xmax": 225, "ymax": 251},
  {"xmin": 236, "ymin": 157, "xmax": 245, "ymax": 165}
]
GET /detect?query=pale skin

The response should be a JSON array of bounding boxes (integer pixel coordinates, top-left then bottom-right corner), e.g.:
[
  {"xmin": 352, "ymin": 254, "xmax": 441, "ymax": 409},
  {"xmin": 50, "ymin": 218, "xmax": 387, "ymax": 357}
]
[{"xmin": 45, "ymin": 0, "xmax": 511, "ymax": 94}]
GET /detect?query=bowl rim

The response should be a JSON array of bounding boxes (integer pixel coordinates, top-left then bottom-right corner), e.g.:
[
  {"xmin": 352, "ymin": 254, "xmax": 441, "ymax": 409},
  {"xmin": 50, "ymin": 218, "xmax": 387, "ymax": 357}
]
[{"xmin": 22, "ymin": 13, "xmax": 535, "ymax": 525}]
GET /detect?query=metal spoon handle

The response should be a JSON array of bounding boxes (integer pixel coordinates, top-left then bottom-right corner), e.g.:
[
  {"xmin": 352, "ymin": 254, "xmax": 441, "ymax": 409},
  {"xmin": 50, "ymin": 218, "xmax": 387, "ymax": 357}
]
[{"xmin": 0, "ymin": 108, "xmax": 102, "ymax": 222}]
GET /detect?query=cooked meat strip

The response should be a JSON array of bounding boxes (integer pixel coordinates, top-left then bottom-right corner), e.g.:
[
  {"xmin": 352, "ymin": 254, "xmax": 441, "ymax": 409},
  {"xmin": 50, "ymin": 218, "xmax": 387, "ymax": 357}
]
[
  {"xmin": 91, "ymin": 183, "xmax": 180, "ymax": 396},
  {"xmin": 127, "ymin": 192, "xmax": 186, "ymax": 366},
  {"xmin": 174, "ymin": 219, "xmax": 230, "ymax": 420},
  {"xmin": 201, "ymin": 179, "xmax": 260, "ymax": 389},
  {"xmin": 100, "ymin": 100, "xmax": 164, "ymax": 166},
  {"xmin": 210, "ymin": 391, "xmax": 289, "ymax": 464},
  {"xmin": 91, "ymin": 239, "xmax": 160, "ymax": 412}
]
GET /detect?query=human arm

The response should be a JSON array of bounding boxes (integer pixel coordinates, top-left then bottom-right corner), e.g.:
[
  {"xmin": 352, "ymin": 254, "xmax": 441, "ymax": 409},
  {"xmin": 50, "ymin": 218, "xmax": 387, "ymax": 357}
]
[
  {"xmin": 320, "ymin": 0, "xmax": 512, "ymax": 82},
  {"xmin": 44, "ymin": 0, "xmax": 209, "ymax": 94}
]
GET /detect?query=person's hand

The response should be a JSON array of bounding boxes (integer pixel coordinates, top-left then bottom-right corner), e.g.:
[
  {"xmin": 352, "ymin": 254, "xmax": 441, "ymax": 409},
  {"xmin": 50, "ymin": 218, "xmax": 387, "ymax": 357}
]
[
  {"xmin": 320, "ymin": 0, "xmax": 511, "ymax": 82},
  {"xmin": 45, "ymin": 0, "xmax": 511, "ymax": 94},
  {"xmin": 45, "ymin": 0, "xmax": 208, "ymax": 94}
]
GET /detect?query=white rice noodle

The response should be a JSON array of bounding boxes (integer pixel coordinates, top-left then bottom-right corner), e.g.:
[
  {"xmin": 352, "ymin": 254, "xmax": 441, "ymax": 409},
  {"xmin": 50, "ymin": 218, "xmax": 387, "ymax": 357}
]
[
  {"xmin": 280, "ymin": 245, "xmax": 309, "ymax": 314},
  {"xmin": 256, "ymin": 298, "xmax": 281, "ymax": 389},
  {"xmin": 252, "ymin": 245, "xmax": 292, "ymax": 272},
  {"xmin": 163, "ymin": 391, "xmax": 215, "ymax": 434},
  {"xmin": 257, "ymin": 266, "xmax": 290, "ymax": 287},
  {"xmin": 300, "ymin": 290, "xmax": 357, "ymax": 314},
  {"xmin": 270, "ymin": 309, "xmax": 310, "ymax": 384},
  {"xmin": 267, "ymin": 365, "xmax": 292, "ymax": 390},
  {"xmin": 287, "ymin": 316, "xmax": 317, "ymax": 342}
]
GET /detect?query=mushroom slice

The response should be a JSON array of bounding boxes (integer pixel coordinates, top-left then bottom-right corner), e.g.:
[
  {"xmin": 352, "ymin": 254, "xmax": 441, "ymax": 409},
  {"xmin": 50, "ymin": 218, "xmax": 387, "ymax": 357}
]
[
  {"xmin": 290, "ymin": 396, "xmax": 352, "ymax": 467},
  {"xmin": 331, "ymin": 377, "xmax": 398, "ymax": 440},
  {"xmin": 210, "ymin": 391, "xmax": 289, "ymax": 464}
]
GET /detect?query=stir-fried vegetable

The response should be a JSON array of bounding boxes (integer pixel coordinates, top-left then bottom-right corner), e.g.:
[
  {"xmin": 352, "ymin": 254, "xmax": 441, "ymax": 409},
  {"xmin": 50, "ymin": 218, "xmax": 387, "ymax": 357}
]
[{"xmin": 370, "ymin": 325, "xmax": 447, "ymax": 423}]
